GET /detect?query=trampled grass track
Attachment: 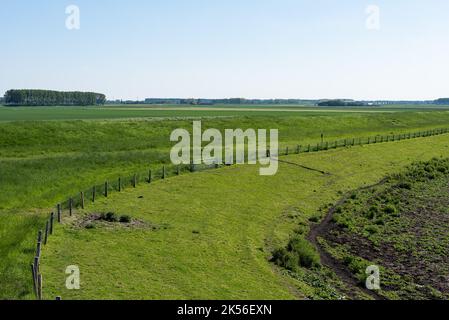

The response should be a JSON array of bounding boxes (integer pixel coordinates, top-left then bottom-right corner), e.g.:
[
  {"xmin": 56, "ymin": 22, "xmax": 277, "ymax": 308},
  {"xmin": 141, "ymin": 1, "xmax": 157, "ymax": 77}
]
[{"xmin": 40, "ymin": 134, "xmax": 449, "ymax": 300}]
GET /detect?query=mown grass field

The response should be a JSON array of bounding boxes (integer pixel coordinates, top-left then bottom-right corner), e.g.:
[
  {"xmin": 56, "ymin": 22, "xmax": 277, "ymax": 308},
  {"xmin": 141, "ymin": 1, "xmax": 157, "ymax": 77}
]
[
  {"xmin": 2, "ymin": 105, "xmax": 449, "ymax": 299},
  {"xmin": 41, "ymin": 135, "xmax": 449, "ymax": 299}
]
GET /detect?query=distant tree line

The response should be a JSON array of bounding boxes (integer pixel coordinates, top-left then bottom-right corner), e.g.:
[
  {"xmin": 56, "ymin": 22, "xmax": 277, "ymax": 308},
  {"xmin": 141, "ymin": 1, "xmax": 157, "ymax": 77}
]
[
  {"xmin": 434, "ymin": 98, "xmax": 449, "ymax": 105},
  {"xmin": 317, "ymin": 99, "xmax": 368, "ymax": 107},
  {"xmin": 4, "ymin": 90, "xmax": 106, "ymax": 106},
  {"xmin": 141, "ymin": 98, "xmax": 318, "ymax": 105}
]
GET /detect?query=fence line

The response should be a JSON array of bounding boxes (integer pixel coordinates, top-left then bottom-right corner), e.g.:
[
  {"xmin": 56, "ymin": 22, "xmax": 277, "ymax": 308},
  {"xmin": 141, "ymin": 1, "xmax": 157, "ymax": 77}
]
[{"xmin": 30, "ymin": 126, "xmax": 449, "ymax": 300}]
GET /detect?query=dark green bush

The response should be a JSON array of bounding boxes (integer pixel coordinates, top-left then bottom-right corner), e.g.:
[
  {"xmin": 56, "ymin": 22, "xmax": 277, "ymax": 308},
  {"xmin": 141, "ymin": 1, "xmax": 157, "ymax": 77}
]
[
  {"xmin": 397, "ymin": 182, "xmax": 412, "ymax": 190},
  {"xmin": 101, "ymin": 212, "xmax": 118, "ymax": 222},
  {"xmin": 343, "ymin": 255, "xmax": 369, "ymax": 285},
  {"xmin": 119, "ymin": 215, "xmax": 132, "ymax": 223},
  {"xmin": 272, "ymin": 248, "xmax": 299, "ymax": 272},
  {"xmin": 365, "ymin": 225, "xmax": 379, "ymax": 235},
  {"xmin": 272, "ymin": 237, "xmax": 321, "ymax": 271},
  {"xmin": 288, "ymin": 236, "xmax": 321, "ymax": 269},
  {"xmin": 383, "ymin": 204, "xmax": 396, "ymax": 214}
]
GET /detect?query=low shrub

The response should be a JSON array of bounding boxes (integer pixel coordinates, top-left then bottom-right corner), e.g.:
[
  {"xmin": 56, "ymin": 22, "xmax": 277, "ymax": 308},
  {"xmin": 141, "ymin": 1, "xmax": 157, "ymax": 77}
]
[
  {"xmin": 85, "ymin": 223, "xmax": 96, "ymax": 229},
  {"xmin": 272, "ymin": 248, "xmax": 300, "ymax": 272},
  {"xmin": 272, "ymin": 237, "xmax": 321, "ymax": 271},
  {"xmin": 397, "ymin": 182, "xmax": 412, "ymax": 190},
  {"xmin": 383, "ymin": 204, "xmax": 396, "ymax": 214},
  {"xmin": 288, "ymin": 236, "xmax": 321, "ymax": 269},
  {"xmin": 343, "ymin": 255, "xmax": 369, "ymax": 285},
  {"xmin": 101, "ymin": 212, "xmax": 118, "ymax": 222},
  {"xmin": 365, "ymin": 225, "xmax": 379, "ymax": 235},
  {"xmin": 119, "ymin": 215, "xmax": 132, "ymax": 223}
]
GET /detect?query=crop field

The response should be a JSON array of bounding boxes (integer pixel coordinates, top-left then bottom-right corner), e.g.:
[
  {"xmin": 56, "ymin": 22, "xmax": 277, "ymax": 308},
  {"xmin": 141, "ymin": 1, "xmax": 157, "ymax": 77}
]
[
  {"xmin": 1, "ymin": 105, "xmax": 449, "ymax": 300},
  {"xmin": 2, "ymin": 104, "xmax": 449, "ymax": 122}
]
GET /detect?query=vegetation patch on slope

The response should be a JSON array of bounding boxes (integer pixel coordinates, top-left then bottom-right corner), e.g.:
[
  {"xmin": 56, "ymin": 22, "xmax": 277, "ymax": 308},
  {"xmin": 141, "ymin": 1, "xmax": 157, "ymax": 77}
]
[{"xmin": 322, "ymin": 158, "xmax": 449, "ymax": 299}]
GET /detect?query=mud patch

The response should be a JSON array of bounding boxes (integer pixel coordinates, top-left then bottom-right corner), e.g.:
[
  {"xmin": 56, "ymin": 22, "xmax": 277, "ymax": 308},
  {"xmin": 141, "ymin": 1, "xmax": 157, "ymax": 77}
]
[{"xmin": 74, "ymin": 213, "xmax": 167, "ymax": 231}]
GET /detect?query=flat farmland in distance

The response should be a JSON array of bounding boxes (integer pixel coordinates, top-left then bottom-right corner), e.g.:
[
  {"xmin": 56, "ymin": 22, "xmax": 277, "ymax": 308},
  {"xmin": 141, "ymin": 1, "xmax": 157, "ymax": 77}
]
[{"xmin": 2, "ymin": 104, "xmax": 449, "ymax": 122}]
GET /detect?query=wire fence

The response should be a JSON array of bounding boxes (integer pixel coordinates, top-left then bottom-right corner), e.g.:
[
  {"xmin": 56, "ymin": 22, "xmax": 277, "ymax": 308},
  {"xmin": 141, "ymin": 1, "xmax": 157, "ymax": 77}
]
[{"xmin": 30, "ymin": 126, "xmax": 449, "ymax": 299}]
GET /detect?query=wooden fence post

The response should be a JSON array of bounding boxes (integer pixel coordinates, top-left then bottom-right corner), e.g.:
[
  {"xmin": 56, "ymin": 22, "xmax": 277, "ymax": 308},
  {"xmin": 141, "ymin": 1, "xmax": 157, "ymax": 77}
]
[
  {"xmin": 31, "ymin": 264, "xmax": 37, "ymax": 298},
  {"xmin": 37, "ymin": 274, "xmax": 43, "ymax": 300},
  {"xmin": 162, "ymin": 166, "xmax": 166, "ymax": 179},
  {"xmin": 50, "ymin": 212, "xmax": 54, "ymax": 235},
  {"xmin": 80, "ymin": 192, "xmax": 85, "ymax": 209},
  {"xmin": 118, "ymin": 177, "xmax": 122, "ymax": 192},
  {"xmin": 133, "ymin": 174, "xmax": 137, "ymax": 188},
  {"xmin": 69, "ymin": 198, "xmax": 73, "ymax": 216},
  {"xmin": 148, "ymin": 170, "xmax": 152, "ymax": 183},
  {"xmin": 33, "ymin": 256, "xmax": 39, "ymax": 283},
  {"xmin": 36, "ymin": 231, "xmax": 42, "ymax": 257},
  {"xmin": 92, "ymin": 186, "xmax": 96, "ymax": 203},
  {"xmin": 44, "ymin": 221, "xmax": 49, "ymax": 245},
  {"xmin": 105, "ymin": 181, "xmax": 108, "ymax": 197},
  {"xmin": 57, "ymin": 204, "xmax": 61, "ymax": 223}
]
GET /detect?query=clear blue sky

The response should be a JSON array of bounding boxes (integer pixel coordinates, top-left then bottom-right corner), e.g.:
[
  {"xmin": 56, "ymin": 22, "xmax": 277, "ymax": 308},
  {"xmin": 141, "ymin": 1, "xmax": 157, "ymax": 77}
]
[{"xmin": 1, "ymin": 0, "xmax": 448, "ymax": 100}]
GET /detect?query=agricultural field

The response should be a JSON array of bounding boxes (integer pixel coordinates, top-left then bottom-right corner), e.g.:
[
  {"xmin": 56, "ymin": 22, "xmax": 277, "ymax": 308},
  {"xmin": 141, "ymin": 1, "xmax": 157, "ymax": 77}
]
[
  {"xmin": 2, "ymin": 104, "xmax": 449, "ymax": 122},
  {"xmin": 1, "ymin": 105, "xmax": 449, "ymax": 299}
]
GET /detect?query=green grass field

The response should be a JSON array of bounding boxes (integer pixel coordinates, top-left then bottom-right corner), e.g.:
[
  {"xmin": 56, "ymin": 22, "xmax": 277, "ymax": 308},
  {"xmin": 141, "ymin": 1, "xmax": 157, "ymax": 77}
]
[
  {"xmin": 2, "ymin": 105, "xmax": 449, "ymax": 299},
  {"xmin": 1, "ymin": 104, "xmax": 449, "ymax": 122},
  {"xmin": 40, "ymin": 135, "xmax": 449, "ymax": 299}
]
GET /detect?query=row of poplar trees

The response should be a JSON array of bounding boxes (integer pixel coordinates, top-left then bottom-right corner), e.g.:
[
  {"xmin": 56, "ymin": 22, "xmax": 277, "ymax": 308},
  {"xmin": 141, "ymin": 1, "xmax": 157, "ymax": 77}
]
[{"xmin": 4, "ymin": 89, "xmax": 106, "ymax": 106}]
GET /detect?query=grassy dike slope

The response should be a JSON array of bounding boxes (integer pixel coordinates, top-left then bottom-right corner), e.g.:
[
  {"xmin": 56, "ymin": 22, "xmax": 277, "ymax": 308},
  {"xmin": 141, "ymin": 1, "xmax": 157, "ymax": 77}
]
[
  {"xmin": 40, "ymin": 134, "xmax": 449, "ymax": 300},
  {"xmin": 4, "ymin": 111, "xmax": 449, "ymax": 300}
]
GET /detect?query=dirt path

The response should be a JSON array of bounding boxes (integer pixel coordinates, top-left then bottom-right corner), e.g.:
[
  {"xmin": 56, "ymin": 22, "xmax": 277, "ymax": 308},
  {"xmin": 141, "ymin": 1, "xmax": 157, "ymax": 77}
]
[{"xmin": 306, "ymin": 180, "xmax": 387, "ymax": 300}]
